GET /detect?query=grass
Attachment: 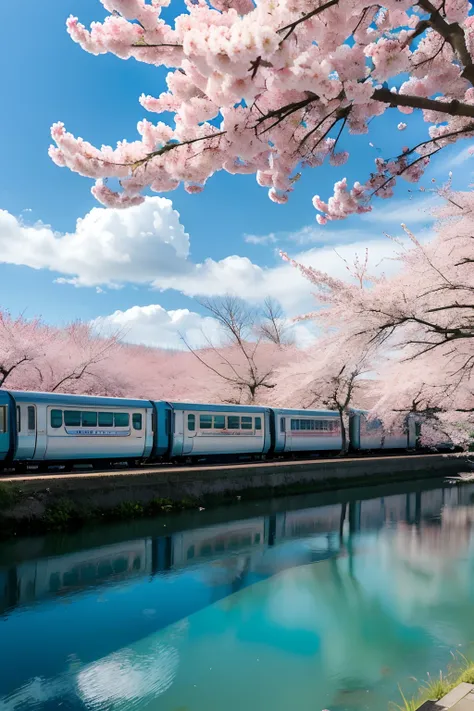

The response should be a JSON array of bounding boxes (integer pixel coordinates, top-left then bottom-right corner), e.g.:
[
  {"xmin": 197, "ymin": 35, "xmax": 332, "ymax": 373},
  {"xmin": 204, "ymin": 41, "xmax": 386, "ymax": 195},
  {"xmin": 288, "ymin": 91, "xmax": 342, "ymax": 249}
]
[
  {"xmin": 392, "ymin": 653, "xmax": 474, "ymax": 710},
  {"xmin": 0, "ymin": 483, "xmax": 22, "ymax": 510}
]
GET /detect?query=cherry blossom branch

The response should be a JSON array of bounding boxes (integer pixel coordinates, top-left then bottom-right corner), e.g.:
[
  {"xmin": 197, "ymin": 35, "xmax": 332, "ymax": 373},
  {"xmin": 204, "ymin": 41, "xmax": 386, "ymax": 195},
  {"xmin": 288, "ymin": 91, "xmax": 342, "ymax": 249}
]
[
  {"xmin": 372, "ymin": 88, "xmax": 474, "ymax": 118},
  {"xmin": 277, "ymin": 0, "xmax": 340, "ymax": 40},
  {"xmin": 417, "ymin": 0, "xmax": 474, "ymax": 84},
  {"xmin": 130, "ymin": 131, "xmax": 227, "ymax": 170}
]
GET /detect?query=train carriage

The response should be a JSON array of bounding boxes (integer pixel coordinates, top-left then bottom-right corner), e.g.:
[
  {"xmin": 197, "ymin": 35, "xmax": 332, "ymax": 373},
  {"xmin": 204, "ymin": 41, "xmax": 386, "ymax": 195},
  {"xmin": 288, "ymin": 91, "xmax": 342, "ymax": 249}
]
[
  {"xmin": 349, "ymin": 409, "xmax": 417, "ymax": 451},
  {"xmin": 272, "ymin": 408, "xmax": 343, "ymax": 453},
  {"xmin": 0, "ymin": 391, "xmax": 154, "ymax": 466},
  {"xmin": 166, "ymin": 402, "xmax": 272, "ymax": 459}
]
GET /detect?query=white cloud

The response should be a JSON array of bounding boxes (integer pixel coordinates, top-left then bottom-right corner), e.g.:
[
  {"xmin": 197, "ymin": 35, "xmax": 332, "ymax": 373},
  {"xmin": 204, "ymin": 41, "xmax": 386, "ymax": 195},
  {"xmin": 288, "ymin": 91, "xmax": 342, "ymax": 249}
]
[
  {"xmin": 151, "ymin": 237, "xmax": 415, "ymax": 316},
  {"xmin": 362, "ymin": 196, "xmax": 437, "ymax": 225},
  {"xmin": 0, "ymin": 198, "xmax": 190, "ymax": 288},
  {"xmin": 447, "ymin": 144, "xmax": 474, "ymax": 167},
  {"xmin": 91, "ymin": 304, "xmax": 224, "ymax": 350},
  {"xmin": 0, "ymin": 197, "xmax": 432, "ymax": 320},
  {"xmin": 244, "ymin": 232, "xmax": 277, "ymax": 245}
]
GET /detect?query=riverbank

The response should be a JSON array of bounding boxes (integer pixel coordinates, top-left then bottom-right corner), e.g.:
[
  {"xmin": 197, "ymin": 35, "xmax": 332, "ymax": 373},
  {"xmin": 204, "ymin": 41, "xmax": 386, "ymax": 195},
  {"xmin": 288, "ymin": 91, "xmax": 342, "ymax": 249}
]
[
  {"xmin": 0, "ymin": 452, "xmax": 468, "ymax": 537},
  {"xmin": 396, "ymin": 657, "xmax": 474, "ymax": 710}
]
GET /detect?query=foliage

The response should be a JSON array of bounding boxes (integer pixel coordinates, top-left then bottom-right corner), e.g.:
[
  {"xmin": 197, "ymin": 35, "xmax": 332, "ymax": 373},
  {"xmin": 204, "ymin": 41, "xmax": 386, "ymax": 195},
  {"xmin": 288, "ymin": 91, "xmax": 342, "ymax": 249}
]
[
  {"xmin": 0, "ymin": 484, "xmax": 22, "ymax": 511},
  {"xmin": 393, "ymin": 653, "xmax": 474, "ymax": 710},
  {"xmin": 50, "ymin": 0, "xmax": 474, "ymax": 219},
  {"xmin": 42, "ymin": 498, "xmax": 81, "ymax": 530}
]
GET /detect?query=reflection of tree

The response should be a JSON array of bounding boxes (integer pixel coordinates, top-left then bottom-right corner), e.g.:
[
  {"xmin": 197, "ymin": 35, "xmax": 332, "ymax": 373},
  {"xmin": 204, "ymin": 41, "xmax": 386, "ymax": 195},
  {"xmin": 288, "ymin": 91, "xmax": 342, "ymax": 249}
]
[
  {"xmin": 0, "ymin": 567, "xmax": 18, "ymax": 614},
  {"xmin": 279, "ymin": 554, "xmax": 436, "ymax": 696},
  {"xmin": 393, "ymin": 519, "xmax": 471, "ymax": 576},
  {"xmin": 363, "ymin": 515, "xmax": 474, "ymax": 652}
]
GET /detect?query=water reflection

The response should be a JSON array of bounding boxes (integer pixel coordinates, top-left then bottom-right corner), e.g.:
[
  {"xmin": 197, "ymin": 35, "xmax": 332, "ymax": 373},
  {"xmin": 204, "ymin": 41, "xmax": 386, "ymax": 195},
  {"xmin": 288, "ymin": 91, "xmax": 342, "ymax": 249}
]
[{"xmin": 1, "ymin": 481, "xmax": 474, "ymax": 711}]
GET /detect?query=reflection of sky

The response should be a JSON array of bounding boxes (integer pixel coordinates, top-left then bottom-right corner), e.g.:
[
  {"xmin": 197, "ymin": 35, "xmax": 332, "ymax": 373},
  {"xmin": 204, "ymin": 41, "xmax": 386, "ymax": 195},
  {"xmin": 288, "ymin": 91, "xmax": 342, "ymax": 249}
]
[{"xmin": 2, "ymin": 485, "xmax": 474, "ymax": 711}]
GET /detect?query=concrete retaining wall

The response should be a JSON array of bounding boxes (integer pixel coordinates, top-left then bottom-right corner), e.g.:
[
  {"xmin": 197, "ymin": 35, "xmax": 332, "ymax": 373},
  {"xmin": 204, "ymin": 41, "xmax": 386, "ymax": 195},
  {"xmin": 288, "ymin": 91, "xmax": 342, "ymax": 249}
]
[{"xmin": 0, "ymin": 453, "xmax": 468, "ymax": 516}]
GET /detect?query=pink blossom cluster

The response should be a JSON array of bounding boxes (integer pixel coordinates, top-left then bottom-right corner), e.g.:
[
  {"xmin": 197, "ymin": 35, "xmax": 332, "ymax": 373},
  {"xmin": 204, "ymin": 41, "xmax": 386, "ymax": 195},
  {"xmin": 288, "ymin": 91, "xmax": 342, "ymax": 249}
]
[{"xmin": 51, "ymin": 0, "xmax": 474, "ymax": 217}]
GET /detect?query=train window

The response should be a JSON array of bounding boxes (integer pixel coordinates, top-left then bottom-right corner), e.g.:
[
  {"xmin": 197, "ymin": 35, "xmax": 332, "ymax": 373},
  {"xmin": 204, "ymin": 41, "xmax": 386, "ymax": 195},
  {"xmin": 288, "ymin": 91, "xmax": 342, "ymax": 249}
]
[
  {"xmin": 114, "ymin": 413, "xmax": 129, "ymax": 427},
  {"xmin": 255, "ymin": 417, "xmax": 262, "ymax": 430},
  {"xmin": 228, "ymin": 416, "xmax": 240, "ymax": 429},
  {"xmin": 187, "ymin": 545, "xmax": 195, "ymax": 560},
  {"xmin": 82, "ymin": 411, "xmax": 97, "ymax": 427},
  {"xmin": 0, "ymin": 406, "xmax": 6, "ymax": 434},
  {"xmin": 50, "ymin": 409, "xmax": 63, "ymax": 429},
  {"xmin": 64, "ymin": 411, "xmax": 81, "ymax": 427},
  {"xmin": 188, "ymin": 414, "xmax": 195, "ymax": 431},
  {"xmin": 214, "ymin": 415, "xmax": 225, "ymax": 429},
  {"xmin": 132, "ymin": 413, "xmax": 142, "ymax": 430},
  {"xmin": 17, "ymin": 406, "xmax": 21, "ymax": 433},
  {"xmin": 98, "ymin": 412, "xmax": 114, "ymax": 427},
  {"xmin": 290, "ymin": 419, "xmax": 298, "ymax": 430},
  {"xmin": 200, "ymin": 415, "xmax": 212, "ymax": 429},
  {"xmin": 365, "ymin": 417, "xmax": 382, "ymax": 431},
  {"xmin": 27, "ymin": 406, "xmax": 36, "ymax": 431},
  {"xmin": 241, "ymin": 416, "xmax": 252, "ymax": 430}
]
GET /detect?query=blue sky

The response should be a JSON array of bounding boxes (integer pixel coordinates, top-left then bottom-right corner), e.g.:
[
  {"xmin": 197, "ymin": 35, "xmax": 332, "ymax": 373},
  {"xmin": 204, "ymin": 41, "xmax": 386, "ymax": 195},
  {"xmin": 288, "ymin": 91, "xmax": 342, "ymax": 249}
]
[{"xmin": 1, "ymin": 0, "xmax": 472, "ymax": 348}]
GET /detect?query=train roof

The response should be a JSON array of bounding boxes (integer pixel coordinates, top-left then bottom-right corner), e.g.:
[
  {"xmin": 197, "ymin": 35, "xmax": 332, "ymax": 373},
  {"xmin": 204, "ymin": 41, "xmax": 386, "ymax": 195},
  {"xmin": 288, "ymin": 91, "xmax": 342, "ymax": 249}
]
[
  {"xmin": 272, "ymin": 407, "xmax": 340, "ymax": 417},
  {"xmin": 166, "ymin": 401, "xmax": 271, "ymax": 413},
  {"xmin": 6, "ymin": 390, "xmax": 153, "ymax": 409}
]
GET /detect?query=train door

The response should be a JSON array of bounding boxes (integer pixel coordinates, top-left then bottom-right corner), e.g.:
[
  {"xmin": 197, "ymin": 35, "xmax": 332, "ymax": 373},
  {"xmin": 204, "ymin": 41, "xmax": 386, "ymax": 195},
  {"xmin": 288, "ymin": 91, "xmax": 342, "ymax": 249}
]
[
  {"xmin": 0, "ymin": 394, "xmax": 10, "ymax": 462},
  {"xmin": 279, "ymin": 416, "xmax": 288, "ymax": 452},
  {"xmin": 15, "ymin": 404, "xmax": 37, "ymax": 460},
  {"xmin": 172, "ymin": 410, "xmax": 185, "ymax": 456},
  {"xmin": 182, "ymin": 410, "xmax": 194, "ymax": 456}
]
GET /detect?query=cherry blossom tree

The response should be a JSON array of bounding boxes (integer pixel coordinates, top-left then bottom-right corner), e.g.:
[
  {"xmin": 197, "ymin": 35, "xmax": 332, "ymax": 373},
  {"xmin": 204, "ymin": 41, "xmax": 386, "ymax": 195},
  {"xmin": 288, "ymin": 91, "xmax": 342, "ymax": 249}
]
[
  {"xmin": 0, "ymin": 311, "xmax": 53, "ymax": 388},
  {"xmin": 50, "ymin": 0, "xmax": 474, "ymax": 220},
  {"xmin": 271, "ymin": 336, "xmax": 372, "ymax": 452},
  {"xmin": 284, "ymin": 188, "xmax": 474, "ymax": 445},
  {"xmin": 37, "ymin": 323, "xmax": 124, "ymax": 395},
  {"xmin": 0, "ymin": 312, "xmax": 125, "ymax": 395}
]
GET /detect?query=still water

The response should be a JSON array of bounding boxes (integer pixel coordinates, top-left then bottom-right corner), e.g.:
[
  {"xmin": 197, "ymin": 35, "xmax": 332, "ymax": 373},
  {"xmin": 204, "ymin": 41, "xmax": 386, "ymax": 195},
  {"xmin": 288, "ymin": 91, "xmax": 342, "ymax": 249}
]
[{"xmin": 1, "ymin": 477, "xmax": 474, "ymax": 711}]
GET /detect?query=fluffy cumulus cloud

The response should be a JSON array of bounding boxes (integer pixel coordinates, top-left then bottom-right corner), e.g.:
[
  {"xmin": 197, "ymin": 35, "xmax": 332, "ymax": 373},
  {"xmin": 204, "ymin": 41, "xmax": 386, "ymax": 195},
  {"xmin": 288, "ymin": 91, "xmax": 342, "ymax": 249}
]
[
  {"xmin": 0, "ymin": 197, "xmax": 427, "ymax": 319},
  {"xmin": 92, "ymin": 302, "xmax": 319, "ymax": 349},
  {"xmin": 91, "ymin": 304, "xmax": 224, "ymax": 350},
  {"xmin": 0, "ymin": 198, "xmax": 190, "ymax": 288}
]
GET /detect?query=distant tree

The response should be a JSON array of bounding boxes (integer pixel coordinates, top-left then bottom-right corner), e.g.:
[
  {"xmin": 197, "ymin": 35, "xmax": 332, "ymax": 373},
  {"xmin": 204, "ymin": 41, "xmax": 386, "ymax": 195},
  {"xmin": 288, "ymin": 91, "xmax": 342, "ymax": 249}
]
[
  {"xmin": 258, "ymin": 297, "xmax": 294, "ymax": 346},
  {"xmin": 0, "ymin": 311, "xmax": 51, "ymax": 388},
  {"xmin": 40, "ymin": 323, "xmax": 123, "ymax": 395},
  {"xmin": 0, "ymin": 313, "xmax": 124, "ymax": 396},
  {"xmin": 181, "ymin": 295, "xmax": 291, "ymax": 403}
]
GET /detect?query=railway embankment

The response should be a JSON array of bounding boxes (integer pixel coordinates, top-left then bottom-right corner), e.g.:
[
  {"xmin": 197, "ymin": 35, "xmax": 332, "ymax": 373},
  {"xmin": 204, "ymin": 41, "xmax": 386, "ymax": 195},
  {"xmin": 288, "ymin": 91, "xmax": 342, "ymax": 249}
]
[{"xmin": 0, "ymin": 452, "xmax": 469, "ymax": 537}]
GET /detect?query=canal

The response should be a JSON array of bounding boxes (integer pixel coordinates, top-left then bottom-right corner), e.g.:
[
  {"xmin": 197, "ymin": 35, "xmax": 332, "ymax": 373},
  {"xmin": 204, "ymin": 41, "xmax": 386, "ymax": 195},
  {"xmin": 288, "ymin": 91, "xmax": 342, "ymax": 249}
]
[{"xmin": 1, "ymin": 476, "xmax": 474, "ymax": 711}]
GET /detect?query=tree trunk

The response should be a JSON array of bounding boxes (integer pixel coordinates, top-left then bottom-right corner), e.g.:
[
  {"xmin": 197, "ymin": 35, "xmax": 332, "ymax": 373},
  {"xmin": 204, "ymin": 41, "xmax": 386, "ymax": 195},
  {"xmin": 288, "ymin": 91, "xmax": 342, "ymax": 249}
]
[{"xmin": 339, "ymin": 408, "xmax": 348, "ymax": 456}]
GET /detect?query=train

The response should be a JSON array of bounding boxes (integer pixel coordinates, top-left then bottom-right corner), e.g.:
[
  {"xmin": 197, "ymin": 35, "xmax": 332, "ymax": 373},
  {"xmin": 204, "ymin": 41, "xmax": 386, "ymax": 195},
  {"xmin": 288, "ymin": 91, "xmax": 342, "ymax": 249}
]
[{"xmin": 0, "ymin": 388, "xmax": 446, "ymax": 473}]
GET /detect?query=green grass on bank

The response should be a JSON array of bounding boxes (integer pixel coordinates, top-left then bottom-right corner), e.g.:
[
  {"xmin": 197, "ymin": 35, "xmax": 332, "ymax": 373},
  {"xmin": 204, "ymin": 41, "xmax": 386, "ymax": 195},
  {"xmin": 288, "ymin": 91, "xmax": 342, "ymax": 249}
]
[{"xmin": 393, "ymin": 653, "xmax": 474, "ymax": 710}]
